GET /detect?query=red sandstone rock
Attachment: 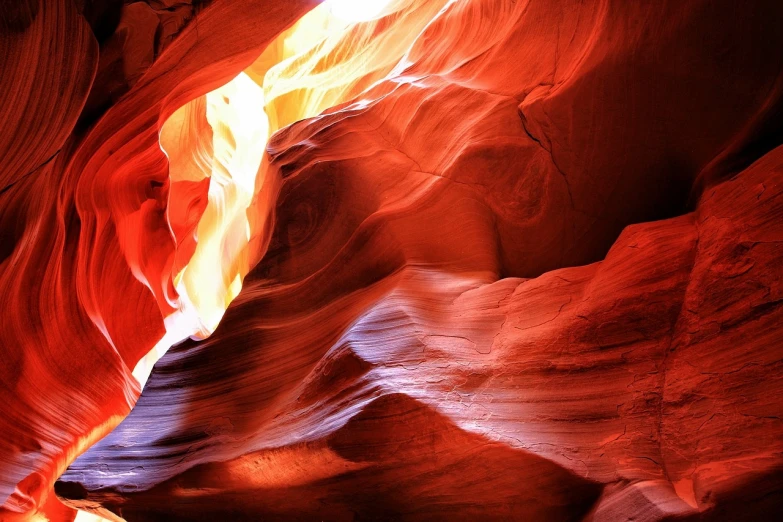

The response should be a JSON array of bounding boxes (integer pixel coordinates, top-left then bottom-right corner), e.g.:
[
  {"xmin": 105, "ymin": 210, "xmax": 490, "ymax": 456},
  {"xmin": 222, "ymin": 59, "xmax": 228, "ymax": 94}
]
[
  {"xmin": 0, "ymin": 1, "xmax": 318, "ymax": 519},
  {"xmin": 1, "ymin": 0, "xmax": 782, "ymax": 520},
  {"xmin": 54, "ymin": 142, "xmax": 783, "ymax": 521}
]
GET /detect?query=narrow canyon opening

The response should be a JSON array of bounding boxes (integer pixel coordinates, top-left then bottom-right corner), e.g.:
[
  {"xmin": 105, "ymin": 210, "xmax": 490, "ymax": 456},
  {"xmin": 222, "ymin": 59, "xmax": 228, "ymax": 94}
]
[
  {"xmin": 135, "ymin": 0, "xmax": 705, "ymax": 388},
  {"xmin": 133, "ymin": 0, "xmax": 431, "ymax": 385},
  {"xmin": 3, "ymin": 0, "xmax": 782, "ymax": 520}
]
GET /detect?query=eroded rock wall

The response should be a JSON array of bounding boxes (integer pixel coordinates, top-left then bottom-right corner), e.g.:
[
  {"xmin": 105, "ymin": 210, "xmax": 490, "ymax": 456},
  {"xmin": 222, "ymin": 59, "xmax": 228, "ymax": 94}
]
[{"xmin": 1, "ymin": 0, "xmax": 782, "ymax": 520}]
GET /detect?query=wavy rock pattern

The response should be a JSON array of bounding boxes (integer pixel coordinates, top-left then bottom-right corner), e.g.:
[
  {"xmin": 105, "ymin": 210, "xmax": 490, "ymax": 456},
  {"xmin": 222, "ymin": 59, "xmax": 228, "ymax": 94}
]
[
  {"xmin": 56, "ymin": 143, "xmax": 783, "ymax": 522},
  {"xmin": 1, "ymin": 0, "xmax": 318, "ymax": 519},
  {"xmin": 1, "ymin": 0, "xmax": 783, "ymax": 520}
]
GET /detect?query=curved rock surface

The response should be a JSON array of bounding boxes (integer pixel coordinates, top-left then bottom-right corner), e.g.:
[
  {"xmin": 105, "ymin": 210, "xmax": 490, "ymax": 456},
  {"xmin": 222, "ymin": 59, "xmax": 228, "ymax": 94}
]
[
  {"xmin": 1, "ymin": 0, "xmax": 318, "ymax": 519},
  {"xmin": 57, "ymin": 141, "xmax": 783, "ymax": 522},
  {"xmin": 1, "ymin": 0, "xmax": 782, "ymax": 520}
]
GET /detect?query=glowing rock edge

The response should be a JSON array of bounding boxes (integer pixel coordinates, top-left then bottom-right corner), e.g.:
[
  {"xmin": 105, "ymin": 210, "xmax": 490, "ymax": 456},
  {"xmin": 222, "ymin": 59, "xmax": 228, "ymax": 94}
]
[{"xmin": 1, "ymin": 0, "xmax": 782, "ymax": 520}]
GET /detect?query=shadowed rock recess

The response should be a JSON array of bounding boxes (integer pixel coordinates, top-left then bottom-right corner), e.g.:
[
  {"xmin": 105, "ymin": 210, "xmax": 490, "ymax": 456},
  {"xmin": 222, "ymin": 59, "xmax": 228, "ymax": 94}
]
[{"xmin": 1, "ymin": 0, "xmax": 782, "ymax": 520}]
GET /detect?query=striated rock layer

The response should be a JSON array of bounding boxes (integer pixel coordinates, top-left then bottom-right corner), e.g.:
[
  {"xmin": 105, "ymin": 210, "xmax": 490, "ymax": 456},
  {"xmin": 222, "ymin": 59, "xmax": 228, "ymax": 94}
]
[
  {"xmin": 60, "ymin": 146, "xmax": 783, "ymax": 520},
  {"xmin": 1, "ymin": 0, "xmax": 319, "ymax": 519},
  {"xmin": 1, "ymin": 0, "xmax": 782, "ymax": 520}
]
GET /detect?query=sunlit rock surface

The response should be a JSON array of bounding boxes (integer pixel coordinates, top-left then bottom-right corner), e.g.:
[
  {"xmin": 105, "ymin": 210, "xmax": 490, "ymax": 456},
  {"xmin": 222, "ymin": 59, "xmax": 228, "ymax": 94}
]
[
  {"xmin": 1, "ymin": 0, "xmax": 319, "ymax": 519},
  {"xmin": 1, "ymin": 0, "xmax": 782, "ymax": 520}
]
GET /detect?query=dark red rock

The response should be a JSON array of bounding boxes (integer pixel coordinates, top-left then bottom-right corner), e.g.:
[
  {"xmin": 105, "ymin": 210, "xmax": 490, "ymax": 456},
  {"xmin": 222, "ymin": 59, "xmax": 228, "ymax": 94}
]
[
  {"xmin": 0, "ymin": 0, "xmax": 317, "ymax": 519},
  {"xmin": 1, "ymin": 0, "xmax": 782, "ymax": 520},
  {"xmin": 55, "ymin": 144, "xmax": 783, "ymax": 521}
]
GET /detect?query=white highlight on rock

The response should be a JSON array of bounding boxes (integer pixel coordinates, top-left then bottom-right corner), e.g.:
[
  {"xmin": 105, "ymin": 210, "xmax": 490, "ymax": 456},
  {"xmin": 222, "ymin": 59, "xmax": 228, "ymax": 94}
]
[{"xmin": 326, "ymin": 0, "xmax": 394, "ymax": 22}]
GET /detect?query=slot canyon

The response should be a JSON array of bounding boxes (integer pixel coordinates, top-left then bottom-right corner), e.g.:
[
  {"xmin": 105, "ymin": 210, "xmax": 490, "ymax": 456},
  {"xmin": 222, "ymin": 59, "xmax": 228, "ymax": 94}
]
[{"xmin": 1, "ymin": 0, "xmax": 782, "ymax": 520}]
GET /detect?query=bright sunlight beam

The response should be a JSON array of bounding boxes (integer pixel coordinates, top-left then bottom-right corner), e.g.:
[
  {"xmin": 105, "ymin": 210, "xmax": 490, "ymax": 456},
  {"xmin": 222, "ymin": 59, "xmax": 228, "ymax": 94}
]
[{"xmin": 326, "ymin": 0, "xmax": 394, "ymax": 22}]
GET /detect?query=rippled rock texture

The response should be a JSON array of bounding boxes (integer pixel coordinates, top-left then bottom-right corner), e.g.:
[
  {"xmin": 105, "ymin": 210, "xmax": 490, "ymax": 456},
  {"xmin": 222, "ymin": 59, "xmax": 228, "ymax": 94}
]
[{"xmin": 2, "ymin": 0, "xmax": 783, "ymax": 520}]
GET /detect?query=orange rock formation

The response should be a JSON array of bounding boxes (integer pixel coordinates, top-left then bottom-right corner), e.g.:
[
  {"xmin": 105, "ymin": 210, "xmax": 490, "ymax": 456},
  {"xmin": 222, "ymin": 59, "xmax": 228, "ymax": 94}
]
[{"xmin": 1, "ymin": 1, "xmax": 782, "ymax": 520}]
